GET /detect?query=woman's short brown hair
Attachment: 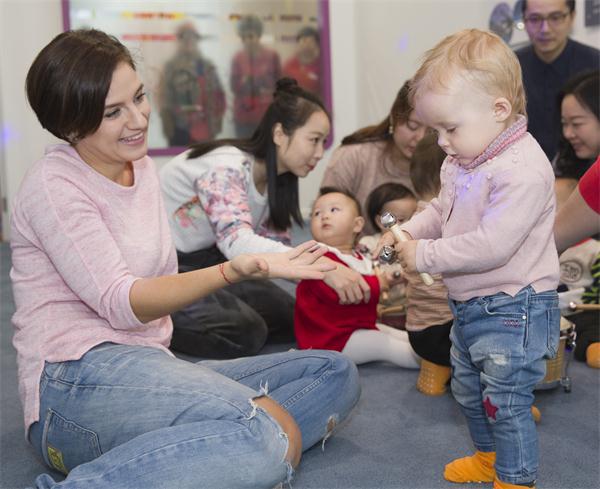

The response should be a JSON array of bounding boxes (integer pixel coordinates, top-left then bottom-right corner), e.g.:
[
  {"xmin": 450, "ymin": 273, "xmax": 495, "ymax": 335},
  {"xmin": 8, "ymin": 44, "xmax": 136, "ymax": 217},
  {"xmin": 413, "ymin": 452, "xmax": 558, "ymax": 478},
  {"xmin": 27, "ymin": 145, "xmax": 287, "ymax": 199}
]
[{"xmin": 26, "ymin": 29, "xmax": 135, "ymax": 143}]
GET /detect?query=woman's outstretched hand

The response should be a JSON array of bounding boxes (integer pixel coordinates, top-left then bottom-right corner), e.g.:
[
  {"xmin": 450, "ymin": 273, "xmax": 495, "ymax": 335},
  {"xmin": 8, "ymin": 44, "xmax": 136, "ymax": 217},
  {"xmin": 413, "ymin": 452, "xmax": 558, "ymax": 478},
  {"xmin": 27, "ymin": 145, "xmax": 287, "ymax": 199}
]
[{"xmin": 228, "ymin": 240, "xmax": 335, "ymax": 281}]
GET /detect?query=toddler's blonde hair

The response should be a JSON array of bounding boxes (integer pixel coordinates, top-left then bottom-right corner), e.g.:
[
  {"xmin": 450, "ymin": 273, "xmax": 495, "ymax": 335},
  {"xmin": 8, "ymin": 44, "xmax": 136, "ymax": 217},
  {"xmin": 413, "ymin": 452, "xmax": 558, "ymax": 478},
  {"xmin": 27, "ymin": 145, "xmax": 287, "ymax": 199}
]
[{"xmin": 410, "ymin": 29, "xmax": 526, "ymax": 116}]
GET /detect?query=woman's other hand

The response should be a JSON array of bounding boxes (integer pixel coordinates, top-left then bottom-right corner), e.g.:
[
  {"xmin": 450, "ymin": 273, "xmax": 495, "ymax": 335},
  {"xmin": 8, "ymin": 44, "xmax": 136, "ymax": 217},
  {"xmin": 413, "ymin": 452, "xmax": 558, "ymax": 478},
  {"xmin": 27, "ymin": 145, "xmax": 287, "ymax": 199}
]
[{"xmin": 322, "ymin": 265, "xmax": 371, "ymax": 305}]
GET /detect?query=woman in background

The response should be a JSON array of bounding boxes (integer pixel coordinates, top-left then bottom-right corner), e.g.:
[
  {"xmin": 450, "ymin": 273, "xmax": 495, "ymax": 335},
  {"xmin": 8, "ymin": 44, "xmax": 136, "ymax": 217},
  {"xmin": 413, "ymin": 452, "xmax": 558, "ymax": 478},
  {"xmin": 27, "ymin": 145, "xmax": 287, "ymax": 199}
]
[
  {"xmin": 321, "ymin": 80, "xmax": 429, "ymax": 235},
  {"xmin": 161, "ymin": 78, "xmax": 371, "ymax": 359},
  {"xmin": 553, "ymin": 71, "xmax": 599, "ymax": 208}
]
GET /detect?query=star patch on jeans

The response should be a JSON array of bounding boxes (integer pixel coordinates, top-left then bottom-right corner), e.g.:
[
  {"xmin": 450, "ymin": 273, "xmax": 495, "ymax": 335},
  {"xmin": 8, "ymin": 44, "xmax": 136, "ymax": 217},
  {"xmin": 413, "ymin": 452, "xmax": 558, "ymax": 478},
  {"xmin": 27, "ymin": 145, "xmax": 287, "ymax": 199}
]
[{"xmin": 483, "ymin": 396, "xmax": 499, "ymax": 420}]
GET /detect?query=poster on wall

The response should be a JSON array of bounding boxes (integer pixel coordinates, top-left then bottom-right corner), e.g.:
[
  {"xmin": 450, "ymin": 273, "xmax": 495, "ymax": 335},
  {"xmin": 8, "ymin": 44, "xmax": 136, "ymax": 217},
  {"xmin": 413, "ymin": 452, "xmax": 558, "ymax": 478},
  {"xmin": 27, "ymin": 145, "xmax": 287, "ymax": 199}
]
[
  {"xmin": 64, "ymin": 0, "xmax": 332, "ymax": 155},
  {"xmin": 488, "ymin": 0, "xmax": 531, "ymax": 49},
  {"xmin": 585, "ymin": 0, "xmax": 600, "ymax": 26}
]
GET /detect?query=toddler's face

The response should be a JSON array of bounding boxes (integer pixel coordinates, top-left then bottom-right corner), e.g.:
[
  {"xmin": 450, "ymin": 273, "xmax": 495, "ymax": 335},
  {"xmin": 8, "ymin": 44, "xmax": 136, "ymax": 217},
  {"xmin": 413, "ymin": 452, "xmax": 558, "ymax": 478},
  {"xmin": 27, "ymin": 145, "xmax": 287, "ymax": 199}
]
[
  {"xmin": 376, "ymin": 197, "xmax": 418, "ymax": 231},
  {"xmin": 311, "ymin": 192, "xmax": 364, "ymax": 248},
  {"xmin": 415, "ymin": 77, "xmax": 508, "ymax": 166}
]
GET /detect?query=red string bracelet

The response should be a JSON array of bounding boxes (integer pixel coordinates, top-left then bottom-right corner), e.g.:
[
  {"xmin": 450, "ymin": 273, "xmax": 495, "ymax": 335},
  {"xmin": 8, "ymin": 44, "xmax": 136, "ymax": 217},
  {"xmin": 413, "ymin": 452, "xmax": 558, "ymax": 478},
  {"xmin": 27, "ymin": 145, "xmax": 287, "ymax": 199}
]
[{"xmin": 219, "ymin": 262, "xmax": 234, "ymax": 285}]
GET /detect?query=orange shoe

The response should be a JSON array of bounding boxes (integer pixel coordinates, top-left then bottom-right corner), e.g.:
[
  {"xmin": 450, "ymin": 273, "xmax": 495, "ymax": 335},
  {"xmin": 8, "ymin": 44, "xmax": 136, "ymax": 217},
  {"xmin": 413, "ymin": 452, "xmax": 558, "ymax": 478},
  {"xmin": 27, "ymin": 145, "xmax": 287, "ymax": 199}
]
[
  {"xmin": 493, "ymin": 477, "xmax": 535, "ymax": 488},
  {"xmin": 444, "ymin": 451, "xmax": 496, "ymax": 483},
  {"xmin": 586, "ymin": 342, "xmax": 600, "ymax": 369},
  {"xmin": 531, "ymin": 405, "xmax": 541, "ymax": 423}
]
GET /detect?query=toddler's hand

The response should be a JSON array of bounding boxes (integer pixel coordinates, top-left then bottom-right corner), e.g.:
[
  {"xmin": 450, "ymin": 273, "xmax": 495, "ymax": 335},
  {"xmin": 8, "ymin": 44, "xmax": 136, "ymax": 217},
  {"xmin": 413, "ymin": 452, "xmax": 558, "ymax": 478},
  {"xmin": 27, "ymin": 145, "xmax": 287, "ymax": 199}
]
[
  {"xmin": 395, "ymin": 240, "xmax": 418, "ymax": 273},
  {"xmin": 372, "ymin": 231, "xmax": 396, "ymax": 260}
]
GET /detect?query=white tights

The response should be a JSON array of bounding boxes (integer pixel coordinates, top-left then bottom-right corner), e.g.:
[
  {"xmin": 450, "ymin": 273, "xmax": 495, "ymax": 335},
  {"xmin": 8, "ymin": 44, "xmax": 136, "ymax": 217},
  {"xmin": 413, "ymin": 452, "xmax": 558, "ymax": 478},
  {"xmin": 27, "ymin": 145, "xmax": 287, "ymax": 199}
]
[{"xmin": 341, "ymin": 324, "xmax": 421, "ymax": 368}]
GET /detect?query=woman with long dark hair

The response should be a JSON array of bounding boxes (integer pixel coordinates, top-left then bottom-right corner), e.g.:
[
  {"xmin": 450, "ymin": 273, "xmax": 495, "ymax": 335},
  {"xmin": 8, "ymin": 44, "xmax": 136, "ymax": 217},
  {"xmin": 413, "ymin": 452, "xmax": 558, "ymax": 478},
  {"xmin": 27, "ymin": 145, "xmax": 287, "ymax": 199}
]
[
  {"xmin": 161, "ymin": 78, "xmax": 371, "ymax": 358},
  {"xmin": 321, "ymin": 80, "xmax": 429, "ymax": 234}
]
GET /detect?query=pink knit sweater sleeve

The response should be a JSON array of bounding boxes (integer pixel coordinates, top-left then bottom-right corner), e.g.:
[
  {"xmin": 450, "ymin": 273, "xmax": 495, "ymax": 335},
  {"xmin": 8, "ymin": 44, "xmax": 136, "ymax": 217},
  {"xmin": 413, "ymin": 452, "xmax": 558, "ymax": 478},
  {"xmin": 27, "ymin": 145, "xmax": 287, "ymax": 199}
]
[{"xmin": 39, "ymin": 175, "xmax": 142, "ymax": 328}]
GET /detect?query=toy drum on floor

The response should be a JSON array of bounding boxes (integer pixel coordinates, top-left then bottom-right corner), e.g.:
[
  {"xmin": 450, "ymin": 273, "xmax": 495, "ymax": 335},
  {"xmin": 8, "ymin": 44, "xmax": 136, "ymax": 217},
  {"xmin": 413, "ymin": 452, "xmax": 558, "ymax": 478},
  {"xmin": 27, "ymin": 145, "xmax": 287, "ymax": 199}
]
[{"xmin": 536, "ymin": 317, "xmax": 576, "ymax": 392}]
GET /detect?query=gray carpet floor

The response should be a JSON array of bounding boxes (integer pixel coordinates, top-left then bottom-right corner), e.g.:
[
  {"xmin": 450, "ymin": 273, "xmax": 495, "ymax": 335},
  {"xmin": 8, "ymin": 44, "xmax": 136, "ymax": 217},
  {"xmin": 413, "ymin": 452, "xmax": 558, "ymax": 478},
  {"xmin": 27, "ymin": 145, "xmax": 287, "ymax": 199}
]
[{"xmin": 1, "ymin": 240, "xmax": 599, "ymax": 489}]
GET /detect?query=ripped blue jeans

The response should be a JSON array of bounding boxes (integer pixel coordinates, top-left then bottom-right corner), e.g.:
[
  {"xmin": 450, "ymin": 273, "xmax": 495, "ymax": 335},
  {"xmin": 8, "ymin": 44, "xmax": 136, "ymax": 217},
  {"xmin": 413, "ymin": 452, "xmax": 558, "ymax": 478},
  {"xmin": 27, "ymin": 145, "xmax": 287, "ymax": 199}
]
[
  {"xmin": 28, "ymin": 343, "xmax": 360, "ymax": 489},
  {"xmin": 449, "ymin": 286, "xmax": 560, "ymax": 486}
]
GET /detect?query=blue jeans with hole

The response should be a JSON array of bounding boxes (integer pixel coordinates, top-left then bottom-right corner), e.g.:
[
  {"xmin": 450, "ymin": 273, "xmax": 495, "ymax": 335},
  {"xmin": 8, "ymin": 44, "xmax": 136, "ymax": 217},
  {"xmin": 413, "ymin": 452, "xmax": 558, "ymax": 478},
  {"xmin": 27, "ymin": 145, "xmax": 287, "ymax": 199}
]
[
  {"xmin": 449, "ymin": 286, "xmax": 560, "ymax": 485},
  {"xmin": 27, "ymin": 343, "xmax": 361, "ymax": 489}
]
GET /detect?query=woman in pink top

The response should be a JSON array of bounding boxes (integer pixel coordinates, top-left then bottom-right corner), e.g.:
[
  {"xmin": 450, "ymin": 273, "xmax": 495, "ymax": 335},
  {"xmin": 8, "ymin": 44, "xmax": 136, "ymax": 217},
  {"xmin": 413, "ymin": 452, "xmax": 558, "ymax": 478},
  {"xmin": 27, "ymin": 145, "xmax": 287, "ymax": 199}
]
[{"xmin": 10, "ymin": 29, "xmax": 360, "ymax": 489}]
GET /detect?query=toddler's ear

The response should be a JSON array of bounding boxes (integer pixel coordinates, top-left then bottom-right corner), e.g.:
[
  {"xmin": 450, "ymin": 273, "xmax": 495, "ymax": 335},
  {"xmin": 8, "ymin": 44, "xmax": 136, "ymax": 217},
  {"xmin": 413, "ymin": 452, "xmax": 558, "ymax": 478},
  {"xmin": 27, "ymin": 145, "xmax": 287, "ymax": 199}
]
[
  {"xmin": 353, "ymin": 216, "xmax": 365, "ymax": 234},
  {"xmin": 493, "ymin": 97, "xmax": 513, "ymax": 122}
]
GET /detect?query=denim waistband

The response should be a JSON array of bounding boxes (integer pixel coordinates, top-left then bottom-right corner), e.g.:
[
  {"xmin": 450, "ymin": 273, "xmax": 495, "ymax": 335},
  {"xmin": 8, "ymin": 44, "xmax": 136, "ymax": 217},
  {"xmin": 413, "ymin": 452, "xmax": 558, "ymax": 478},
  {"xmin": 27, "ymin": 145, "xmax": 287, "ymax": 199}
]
[{"xmin": 450, "ymin": 285, "xmax": 557, "ymax": 307}]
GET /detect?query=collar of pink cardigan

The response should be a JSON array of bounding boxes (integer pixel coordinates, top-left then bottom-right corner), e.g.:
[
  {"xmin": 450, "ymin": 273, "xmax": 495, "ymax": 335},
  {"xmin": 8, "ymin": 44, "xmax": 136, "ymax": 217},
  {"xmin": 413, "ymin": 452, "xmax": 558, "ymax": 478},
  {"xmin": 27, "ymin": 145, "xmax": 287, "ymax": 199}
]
[{"xmin": 449, "ymin": 114, "xmax": 528, "ymax": 171}]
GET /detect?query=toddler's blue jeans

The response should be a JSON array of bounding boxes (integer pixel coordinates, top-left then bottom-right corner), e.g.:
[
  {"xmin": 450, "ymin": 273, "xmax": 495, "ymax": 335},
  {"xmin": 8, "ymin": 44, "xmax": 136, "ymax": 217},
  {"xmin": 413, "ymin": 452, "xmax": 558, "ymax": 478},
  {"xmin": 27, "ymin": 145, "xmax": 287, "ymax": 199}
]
[{"xmin": 449, "ymin": 286, "xmax": 560, "ymax": 485}]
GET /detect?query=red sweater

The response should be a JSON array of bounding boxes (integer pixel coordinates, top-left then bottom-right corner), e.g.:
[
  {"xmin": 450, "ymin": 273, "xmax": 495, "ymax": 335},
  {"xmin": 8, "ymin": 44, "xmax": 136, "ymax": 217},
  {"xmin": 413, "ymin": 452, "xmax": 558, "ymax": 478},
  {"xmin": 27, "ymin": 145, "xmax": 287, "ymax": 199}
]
[
  {"xmin": 579, "ymin": 158, "xmax": 599, "ymax": 213},
  {"xmin": 294, "ymin": 251, "xmax": 380, "ymax": 351}
]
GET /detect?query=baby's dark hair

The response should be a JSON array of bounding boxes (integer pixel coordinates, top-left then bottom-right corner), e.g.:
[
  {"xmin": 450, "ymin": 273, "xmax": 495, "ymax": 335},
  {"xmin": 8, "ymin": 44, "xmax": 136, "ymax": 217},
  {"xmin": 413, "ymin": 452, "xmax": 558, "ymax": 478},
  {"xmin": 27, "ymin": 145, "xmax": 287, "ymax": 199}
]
[
  {"xmin": 365, "ymin": 183, "xmax": 416, "ymax": 231},
  {"xmin": 317, "ymin": 186, "xmax": 362, "ymax": 217},
  {"xmin": 410, "ymin": 132, "xmax": 446, "ymax": 199}
]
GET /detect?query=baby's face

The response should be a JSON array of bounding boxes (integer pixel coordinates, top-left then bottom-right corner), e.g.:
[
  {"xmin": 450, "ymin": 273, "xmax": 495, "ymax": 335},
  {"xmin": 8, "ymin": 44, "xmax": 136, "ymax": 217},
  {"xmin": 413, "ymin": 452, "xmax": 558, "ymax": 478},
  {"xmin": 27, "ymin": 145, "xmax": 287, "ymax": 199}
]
[
  {"xmin": 415, "ymin": 76, "xmax": 508, "ymax": 166},
  {"xmin": 311, "ymin": 192, "xmax": 363, "ymax": 248},
  {"xmin": 376, "ymin": 197, "xmax": 418, "ymax": 231}
]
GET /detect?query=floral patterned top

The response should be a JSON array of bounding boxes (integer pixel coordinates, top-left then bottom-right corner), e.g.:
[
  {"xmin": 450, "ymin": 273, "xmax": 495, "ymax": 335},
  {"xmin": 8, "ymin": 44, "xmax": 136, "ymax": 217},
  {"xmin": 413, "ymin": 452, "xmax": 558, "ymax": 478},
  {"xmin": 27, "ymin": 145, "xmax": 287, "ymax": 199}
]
[{"xmin": 160, "ymin": 146, "xmax": 291, "ymax": 258}]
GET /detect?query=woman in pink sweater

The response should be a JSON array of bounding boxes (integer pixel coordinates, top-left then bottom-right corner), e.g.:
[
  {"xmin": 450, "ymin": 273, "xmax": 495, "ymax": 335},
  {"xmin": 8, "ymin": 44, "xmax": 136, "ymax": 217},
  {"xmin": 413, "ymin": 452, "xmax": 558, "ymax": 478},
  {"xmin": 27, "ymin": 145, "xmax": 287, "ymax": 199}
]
[{"xmin": 10, "ymin": 29, "xmax": 360, "ymax": 489}]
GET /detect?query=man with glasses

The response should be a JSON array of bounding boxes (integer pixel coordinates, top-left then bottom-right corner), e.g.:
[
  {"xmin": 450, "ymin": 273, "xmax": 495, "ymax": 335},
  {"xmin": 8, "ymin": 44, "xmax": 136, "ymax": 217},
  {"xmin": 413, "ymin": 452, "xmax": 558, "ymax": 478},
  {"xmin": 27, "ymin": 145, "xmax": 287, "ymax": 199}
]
[{"xmin": 516, "ymin": 0, "xmax": 599, "ymax": 160}]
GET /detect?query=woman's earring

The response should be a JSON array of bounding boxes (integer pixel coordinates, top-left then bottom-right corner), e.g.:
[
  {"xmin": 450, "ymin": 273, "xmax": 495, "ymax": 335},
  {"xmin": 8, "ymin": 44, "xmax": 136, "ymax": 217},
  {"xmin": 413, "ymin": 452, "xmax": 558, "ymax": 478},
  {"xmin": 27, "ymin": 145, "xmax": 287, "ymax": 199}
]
[{"xmin": 388, "ymin": 123, "xmax": 394, "ymax": 135}]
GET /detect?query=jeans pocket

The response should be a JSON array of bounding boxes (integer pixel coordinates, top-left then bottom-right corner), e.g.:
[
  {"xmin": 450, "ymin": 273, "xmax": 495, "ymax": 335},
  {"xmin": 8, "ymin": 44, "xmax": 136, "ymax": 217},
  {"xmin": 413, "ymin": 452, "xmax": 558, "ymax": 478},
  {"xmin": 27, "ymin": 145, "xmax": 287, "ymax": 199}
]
[
  {"xmin": 41, "ymin": 409, "xmax": 102, "ymax": 474},
  {"xmin": 480, "ymin": 293, "xmax": 528, "ymax": 350},
  {"xmin": 545, "ymin": 307, "xmax": 561, "ymax": 359}
]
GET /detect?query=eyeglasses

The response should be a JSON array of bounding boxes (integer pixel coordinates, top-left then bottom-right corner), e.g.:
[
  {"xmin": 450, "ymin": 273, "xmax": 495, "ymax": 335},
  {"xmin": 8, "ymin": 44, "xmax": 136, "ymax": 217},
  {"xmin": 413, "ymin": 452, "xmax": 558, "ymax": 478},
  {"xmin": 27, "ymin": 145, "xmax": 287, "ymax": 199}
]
[{"xmin": 523, "ymin": 11, "xmax": 571, "ymax": 29}]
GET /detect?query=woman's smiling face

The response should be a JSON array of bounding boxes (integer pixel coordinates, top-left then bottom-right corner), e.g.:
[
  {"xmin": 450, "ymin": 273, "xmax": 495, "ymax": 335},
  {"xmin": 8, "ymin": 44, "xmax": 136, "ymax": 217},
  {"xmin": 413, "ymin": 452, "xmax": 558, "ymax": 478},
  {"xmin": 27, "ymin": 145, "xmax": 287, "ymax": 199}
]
[
  {"xmin": 561, "ymin": 94, "xmax": 600, "ymax": 160},
  {"xmin": 74, "ymin": 62, "xmax": 150, "ymax": 175}
]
